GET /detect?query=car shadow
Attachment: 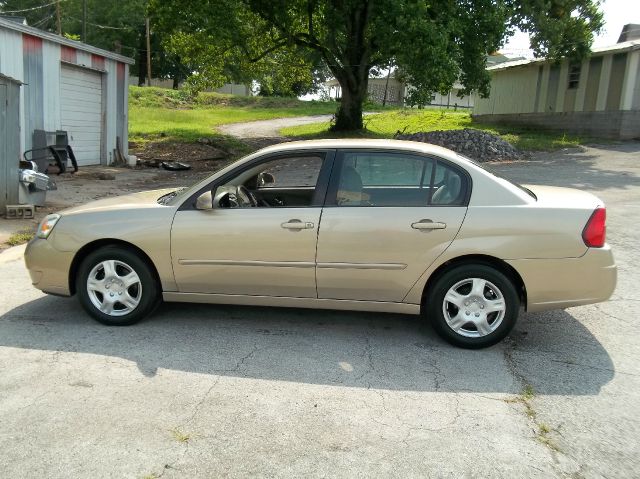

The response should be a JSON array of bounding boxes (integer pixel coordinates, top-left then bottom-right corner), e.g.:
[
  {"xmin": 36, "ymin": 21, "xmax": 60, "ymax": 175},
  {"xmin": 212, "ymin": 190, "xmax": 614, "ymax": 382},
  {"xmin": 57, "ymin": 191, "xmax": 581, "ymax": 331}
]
[{"xmin": 0, "ymin": 295, "xmax": 614, "ymax": 396}]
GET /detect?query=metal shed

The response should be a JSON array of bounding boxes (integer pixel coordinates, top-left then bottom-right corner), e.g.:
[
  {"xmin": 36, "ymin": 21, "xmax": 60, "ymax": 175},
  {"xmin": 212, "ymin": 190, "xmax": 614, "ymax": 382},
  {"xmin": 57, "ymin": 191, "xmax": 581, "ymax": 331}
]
[
  {"xmin": 0, "ymin": 74, "xmax": 22, "ymax": 210},
  {"xmin": 0, "ymin": 17, "xmax": 134, "ymax": 166}
]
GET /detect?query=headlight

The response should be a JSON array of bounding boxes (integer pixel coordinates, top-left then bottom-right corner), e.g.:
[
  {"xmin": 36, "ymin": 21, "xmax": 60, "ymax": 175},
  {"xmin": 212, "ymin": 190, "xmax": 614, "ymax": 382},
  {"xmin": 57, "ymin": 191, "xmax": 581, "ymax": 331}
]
[{"xmin": 37, "ymin": 214, "xmax": 61, "ymax": 239}]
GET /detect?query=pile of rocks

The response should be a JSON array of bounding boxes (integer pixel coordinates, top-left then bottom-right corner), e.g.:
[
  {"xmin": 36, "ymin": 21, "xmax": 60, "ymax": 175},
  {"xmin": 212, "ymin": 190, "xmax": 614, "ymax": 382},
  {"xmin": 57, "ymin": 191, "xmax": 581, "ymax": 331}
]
[{"xmin": 396, "ymin": 128, "xmax": 527, "ymax": 162}]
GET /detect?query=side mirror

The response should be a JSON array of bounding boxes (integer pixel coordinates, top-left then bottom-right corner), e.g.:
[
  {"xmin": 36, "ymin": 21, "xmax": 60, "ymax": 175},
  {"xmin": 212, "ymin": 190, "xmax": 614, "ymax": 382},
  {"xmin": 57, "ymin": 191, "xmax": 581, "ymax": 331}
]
[
  {"xmin": 258, "ymin": 172, "xmax": 275, "ymax": 186},
  {"xmin": 195, "ymin": 191, "xmax": 213, "ymax": 210}
]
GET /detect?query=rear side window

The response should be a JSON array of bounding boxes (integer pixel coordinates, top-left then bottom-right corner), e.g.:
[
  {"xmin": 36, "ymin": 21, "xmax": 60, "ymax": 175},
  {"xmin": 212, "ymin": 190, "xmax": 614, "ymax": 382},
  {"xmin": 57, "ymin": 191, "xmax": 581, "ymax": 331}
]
[
  {"xmin": 333, "ymin": 151, "xmax": 468, "ymax": 207},
  {"xmin": 346, "ymin": 153, "xmax": 430, "ymax": 186},
  {"xmin": 430, "ymin": 161, "xmax": 466, "ymax": 206}
]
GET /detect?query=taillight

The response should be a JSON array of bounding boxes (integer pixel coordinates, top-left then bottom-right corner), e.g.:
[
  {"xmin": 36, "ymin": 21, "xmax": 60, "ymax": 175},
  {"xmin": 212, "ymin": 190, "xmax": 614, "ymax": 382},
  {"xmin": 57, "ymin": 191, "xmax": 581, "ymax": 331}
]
[{"xmin": 582, "ymin": 207, "xmax": 606, "ymax": 248}]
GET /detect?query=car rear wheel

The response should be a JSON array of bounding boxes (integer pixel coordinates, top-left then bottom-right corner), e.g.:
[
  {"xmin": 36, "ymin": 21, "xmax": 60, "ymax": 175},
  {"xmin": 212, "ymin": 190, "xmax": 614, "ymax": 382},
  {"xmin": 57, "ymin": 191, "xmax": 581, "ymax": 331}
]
[
  {"xmin": 76, "ymin": 246, "xmax": 160, "ymax": 326},
  {"xmin": 425, "ymin": 264, "xmax": 520, "ymax": 348}
]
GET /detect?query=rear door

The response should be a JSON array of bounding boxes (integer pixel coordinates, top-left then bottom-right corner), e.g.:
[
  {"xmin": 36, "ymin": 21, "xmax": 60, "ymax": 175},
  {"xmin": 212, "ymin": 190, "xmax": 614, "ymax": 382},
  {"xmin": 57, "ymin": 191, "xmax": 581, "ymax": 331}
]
[{"xmin": 316, "ymin": 150, "xmax": 469, "ymax": 302}]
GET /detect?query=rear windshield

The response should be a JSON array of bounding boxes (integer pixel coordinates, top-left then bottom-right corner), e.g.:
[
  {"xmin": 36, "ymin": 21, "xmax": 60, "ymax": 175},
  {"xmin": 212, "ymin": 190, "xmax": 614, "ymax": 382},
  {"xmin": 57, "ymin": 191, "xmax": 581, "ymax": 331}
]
[{"xmin": 458, "ymin": 155, "xmax": 537, "ymax": 200}]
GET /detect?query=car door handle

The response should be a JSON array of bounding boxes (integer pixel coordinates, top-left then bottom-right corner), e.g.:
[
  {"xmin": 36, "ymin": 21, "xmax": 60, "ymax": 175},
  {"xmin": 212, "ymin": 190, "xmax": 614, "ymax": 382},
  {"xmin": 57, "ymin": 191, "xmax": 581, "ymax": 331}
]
[
  {"xmin": 281, "ymin": 219, "xmax": 314, "ymax": 230},
  {"xmin": 411, "ymin": 219, "xmax": 447, "ymax": 230}
]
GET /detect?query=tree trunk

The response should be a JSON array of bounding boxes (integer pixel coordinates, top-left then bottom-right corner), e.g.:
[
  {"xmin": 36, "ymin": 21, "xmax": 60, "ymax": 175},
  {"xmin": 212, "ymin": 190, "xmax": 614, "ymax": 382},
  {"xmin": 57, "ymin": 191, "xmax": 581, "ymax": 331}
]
[
  {"xmin": 332, "ymin": 75, "xmax": 368, "ymax": 131},
  {"xmin": 172, "ymin": 77, "xmax": 180, "ymax": 89},
  {"xmin": 328, "ymin": 0, "xmax": 372, "ymax": 132}
]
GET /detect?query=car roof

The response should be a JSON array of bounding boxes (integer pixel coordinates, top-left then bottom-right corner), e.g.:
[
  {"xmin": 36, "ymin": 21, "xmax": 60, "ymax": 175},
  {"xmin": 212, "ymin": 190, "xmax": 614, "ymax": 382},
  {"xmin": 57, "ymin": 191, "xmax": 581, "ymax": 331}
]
[{"xmin": 256, "ymin": 139, "xmax": 460, "ymax": 161}]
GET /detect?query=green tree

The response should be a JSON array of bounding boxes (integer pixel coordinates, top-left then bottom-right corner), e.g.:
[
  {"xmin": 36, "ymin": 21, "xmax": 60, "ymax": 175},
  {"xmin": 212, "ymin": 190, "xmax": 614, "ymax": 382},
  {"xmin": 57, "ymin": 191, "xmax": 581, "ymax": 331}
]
[
  {"xmin": 151, "ymin": 0, "xmax": 603, "ymax": 131},
  {"xmin": 0, "ymin": 0, "xmax": 189, "ymax": 87},
  {"xmin": 151, "ymin": 0, "xmax": 602, "ymax": 130}
]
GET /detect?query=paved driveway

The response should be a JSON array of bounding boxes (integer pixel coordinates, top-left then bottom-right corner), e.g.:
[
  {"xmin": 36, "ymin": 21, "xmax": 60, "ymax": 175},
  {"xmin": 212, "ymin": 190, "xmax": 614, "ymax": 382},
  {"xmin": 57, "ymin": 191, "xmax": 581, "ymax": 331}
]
[{"xmin": 1, "ymin": 143, "xmax": 639, "ymax": 478}]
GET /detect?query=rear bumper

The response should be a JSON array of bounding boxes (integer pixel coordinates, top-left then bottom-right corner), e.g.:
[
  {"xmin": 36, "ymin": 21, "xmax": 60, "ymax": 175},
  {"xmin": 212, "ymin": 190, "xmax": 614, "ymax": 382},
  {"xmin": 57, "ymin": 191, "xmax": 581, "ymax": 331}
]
[
  {"xmin": 507, "ymin": 245, "xmax": 617, "ymax": 312},
  {"xmin": 24, "ymin": 237, "xmax": 74, "ymax": 296}
]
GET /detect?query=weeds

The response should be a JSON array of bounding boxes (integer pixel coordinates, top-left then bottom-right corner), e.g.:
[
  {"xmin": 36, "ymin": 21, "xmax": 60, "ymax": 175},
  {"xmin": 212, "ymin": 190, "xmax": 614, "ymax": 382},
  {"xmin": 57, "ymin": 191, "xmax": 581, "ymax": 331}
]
[
  {"xmin": 6, "ymin": 230, "xmax": 35, "ymax": 246},
  {"xmin": 504, "ymin": 384, "xmax": 562, "ymax": 453},
  {"xmin": 169, "ymin": 428, "xmax": 192, "ymax": 444}
]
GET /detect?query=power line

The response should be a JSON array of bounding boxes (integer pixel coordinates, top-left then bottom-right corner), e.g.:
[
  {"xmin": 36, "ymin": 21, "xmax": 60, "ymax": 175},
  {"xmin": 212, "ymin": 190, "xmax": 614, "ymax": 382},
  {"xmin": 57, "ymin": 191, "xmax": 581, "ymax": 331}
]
[
  {"xmin": 66, "ymin": 16, "xmax": 131, "ymax": 30},
  {"xmin": 0, "ymin": 0, "xmax": 67, "ymax": 14},
  {"xmin": 31, "ymin": 12, "xmax": 55, "ymax": 28}
]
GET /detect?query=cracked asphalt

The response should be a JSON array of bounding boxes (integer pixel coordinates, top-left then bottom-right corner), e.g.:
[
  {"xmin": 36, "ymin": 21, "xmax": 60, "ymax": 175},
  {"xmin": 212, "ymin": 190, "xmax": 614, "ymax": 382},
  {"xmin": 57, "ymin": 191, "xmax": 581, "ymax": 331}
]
[{"xmin": 1, "ymin": 142, "xmax": 639, "ymax": 478}]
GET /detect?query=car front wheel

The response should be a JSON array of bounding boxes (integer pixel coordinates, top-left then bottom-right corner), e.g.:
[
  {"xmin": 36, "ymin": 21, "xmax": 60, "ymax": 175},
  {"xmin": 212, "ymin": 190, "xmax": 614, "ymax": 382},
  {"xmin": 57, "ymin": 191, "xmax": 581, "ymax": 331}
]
[
  {"xmin": 76, "ymin": 246, "xmax": 160, "ymax": 325},
  {"xmin": 425, "ymin": 264, "xmax": 520, "ymax": 348}
]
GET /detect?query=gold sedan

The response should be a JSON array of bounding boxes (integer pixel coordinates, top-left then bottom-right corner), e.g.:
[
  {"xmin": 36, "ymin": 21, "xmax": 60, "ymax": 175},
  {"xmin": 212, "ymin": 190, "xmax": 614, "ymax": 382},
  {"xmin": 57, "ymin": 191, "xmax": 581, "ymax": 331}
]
[{"xmin": 24, "ymin": 140, "xmax": 616, "ymax": 348}]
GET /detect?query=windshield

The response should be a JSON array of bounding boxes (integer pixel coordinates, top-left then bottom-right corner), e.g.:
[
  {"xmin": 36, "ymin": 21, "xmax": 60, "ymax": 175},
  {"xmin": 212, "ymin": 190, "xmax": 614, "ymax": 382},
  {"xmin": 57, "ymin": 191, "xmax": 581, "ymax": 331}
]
[{"xmin": 458, "ymin": 154, "xmax": 537, "ymax": 200}]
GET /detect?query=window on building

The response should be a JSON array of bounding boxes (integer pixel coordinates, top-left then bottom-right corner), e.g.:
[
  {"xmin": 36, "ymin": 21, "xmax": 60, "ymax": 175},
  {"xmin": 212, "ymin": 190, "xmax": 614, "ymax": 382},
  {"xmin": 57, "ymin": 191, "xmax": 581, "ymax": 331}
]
[{"xmin": 568, "ymin": 64, "xmax": 581, "ymax": 89}]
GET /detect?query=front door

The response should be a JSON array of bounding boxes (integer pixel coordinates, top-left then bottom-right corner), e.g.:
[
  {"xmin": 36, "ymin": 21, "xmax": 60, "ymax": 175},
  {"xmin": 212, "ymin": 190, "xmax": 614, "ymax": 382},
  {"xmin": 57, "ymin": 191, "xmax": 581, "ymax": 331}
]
[
  {"xmin": 171, "ymin": 152, "xmax": 332, "ymax": 298},
  {"xmin": 316, "ymin": 150, "xmax": 469, "ymax": 303}
]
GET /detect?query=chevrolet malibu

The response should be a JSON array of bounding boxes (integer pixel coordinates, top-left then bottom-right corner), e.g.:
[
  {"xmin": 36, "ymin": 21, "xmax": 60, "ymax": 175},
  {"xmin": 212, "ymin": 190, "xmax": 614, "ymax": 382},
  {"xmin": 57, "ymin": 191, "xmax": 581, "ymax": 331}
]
[{"xmin": 24, "ymin": 140, "xmax": 616, "ymax": 348}]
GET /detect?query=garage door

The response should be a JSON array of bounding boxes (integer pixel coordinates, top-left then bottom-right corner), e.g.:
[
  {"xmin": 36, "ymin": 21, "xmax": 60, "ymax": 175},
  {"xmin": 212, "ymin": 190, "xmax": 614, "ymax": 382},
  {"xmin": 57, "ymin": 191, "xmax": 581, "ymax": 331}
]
[{"xmin": 60, "ymin": 65, "xmax": 103, "ymax": 165}]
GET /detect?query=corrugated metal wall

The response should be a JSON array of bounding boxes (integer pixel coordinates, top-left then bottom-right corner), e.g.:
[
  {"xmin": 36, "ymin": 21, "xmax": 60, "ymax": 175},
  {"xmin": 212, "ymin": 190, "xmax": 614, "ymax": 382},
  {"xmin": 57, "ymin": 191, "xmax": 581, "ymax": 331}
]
[
  {"xmin": 475, "ymin": 51, "xmax": 640, "ymax": 116},
  {"xmin": 0, "ymin": 28, "xmax": 25, "ymax": 154},
  {"xmin": 0, "ymin": 24, "xmax": 130, "ymax": 165},
  {"xmin": 23, "ymin": 34, "xmax": 45, "ymax": 141},
  {"xmin": 0, "ymin": 77, "xmax": 21, "ymax": 209}
]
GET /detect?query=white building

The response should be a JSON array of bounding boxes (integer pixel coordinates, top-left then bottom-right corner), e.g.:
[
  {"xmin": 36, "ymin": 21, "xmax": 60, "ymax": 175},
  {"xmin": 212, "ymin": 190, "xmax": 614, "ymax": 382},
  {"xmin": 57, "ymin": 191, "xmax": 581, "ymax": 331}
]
[
  {"xmin": 473, "ymin": 30, "xmax": 640, "ymax": 139},
  {"xmin": 0, "ymin": 17, "xmax": 134, "ymax": 166}
]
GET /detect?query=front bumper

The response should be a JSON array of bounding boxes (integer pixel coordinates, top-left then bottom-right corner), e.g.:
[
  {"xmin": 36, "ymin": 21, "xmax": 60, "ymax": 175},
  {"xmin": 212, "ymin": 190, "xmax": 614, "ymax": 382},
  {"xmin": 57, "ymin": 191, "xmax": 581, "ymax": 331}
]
[
  {"xmin": 24, "ymin": 237, "xmax": 74, "ymax": 296},
  {"xmin": 507, "ymin": 245, "xmax": 617, "ymax": 312}
]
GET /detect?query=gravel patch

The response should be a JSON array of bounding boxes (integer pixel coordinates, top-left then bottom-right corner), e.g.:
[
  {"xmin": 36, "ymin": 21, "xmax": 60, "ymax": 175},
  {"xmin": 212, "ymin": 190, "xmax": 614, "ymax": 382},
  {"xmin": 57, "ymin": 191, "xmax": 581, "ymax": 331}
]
[{"xmin": 396, "ymin": 128, "xmax": 528, "ymax": 162}]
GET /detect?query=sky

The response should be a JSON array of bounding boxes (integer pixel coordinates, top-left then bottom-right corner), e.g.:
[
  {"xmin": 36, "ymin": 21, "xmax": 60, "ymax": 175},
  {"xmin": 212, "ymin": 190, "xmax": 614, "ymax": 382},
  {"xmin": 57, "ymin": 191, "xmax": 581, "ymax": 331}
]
[{"xmin": 502, "ymin": 0, "xmax": 633, "ymax": 58}]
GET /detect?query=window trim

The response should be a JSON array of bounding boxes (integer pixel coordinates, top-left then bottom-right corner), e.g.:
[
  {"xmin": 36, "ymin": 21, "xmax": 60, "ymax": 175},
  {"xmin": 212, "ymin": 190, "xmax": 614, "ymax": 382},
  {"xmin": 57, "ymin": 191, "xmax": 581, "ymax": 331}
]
[
  {"xmin": 324, "ymin": 148, "xmax": 472, "ymax": 208},
  {"xmin": 178, "ymin": 149, "xmax": 336, "ymax": 211}
]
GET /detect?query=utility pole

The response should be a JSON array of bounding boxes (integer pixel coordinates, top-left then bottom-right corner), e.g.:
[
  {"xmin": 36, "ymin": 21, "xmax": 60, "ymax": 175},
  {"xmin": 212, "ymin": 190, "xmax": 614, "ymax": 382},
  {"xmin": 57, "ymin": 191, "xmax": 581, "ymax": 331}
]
[
  {"xmin": 55, "ymin": 0, "xmax": 61, "ymax": 35},
  {"xmin": 145, "ymin": 17, "xmax": 152, "ymax": 86},
  {"xmin": 82, "ymin": 0, "xmax": 87, "ymax": 42}
]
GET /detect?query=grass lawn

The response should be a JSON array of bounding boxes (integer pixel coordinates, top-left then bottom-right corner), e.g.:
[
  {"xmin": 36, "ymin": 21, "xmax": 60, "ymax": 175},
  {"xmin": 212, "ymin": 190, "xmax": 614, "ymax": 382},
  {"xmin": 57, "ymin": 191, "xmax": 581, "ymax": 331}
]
[
  {"xmin": 129, "ymin": 86, "xmax": 389, "ymax": 144},
  {"xmin": 281, "ymin": 109, "xmax": 596, "ymax": 151}
]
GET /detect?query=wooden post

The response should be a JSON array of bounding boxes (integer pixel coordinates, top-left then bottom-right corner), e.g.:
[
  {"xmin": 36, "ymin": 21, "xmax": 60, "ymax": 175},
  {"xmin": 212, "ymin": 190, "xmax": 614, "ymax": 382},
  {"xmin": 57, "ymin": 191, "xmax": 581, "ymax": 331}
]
[
  {"xmin": 382, "ymin": 68, "xmax": 391, "ymax": 106},
  {"xmin": 146, "ymin": 18, "xmax": 152, "ymax": 87}
]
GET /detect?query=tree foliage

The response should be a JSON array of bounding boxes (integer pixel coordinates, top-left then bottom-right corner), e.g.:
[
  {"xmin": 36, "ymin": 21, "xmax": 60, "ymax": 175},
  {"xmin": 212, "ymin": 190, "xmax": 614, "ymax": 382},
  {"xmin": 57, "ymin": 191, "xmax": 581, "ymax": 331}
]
[
  {"xmin": 0, "ymin": 0, "xmax": 188, "ymax": 86},
  {"xmin": 151, "ymin": 0, "xmax": 603, "ymax": 130}
]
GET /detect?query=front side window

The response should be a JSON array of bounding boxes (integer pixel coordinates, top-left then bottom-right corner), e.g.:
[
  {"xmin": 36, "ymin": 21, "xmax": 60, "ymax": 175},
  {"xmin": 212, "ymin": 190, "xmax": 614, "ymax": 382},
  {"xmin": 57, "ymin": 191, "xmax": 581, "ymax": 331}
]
[
  {"xmin": 211, "ymin": 154, "xmax": 325, "ymax": 208},
  {"xmin": 333, "ymin": 151, "xmax": 467, "ymax": 207}
]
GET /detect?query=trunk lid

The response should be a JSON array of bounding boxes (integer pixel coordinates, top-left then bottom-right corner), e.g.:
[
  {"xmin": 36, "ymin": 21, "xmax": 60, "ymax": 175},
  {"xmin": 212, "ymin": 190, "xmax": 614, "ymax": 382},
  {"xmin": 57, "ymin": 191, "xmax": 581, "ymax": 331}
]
[{"xmin": 523, "ymin": 185, "xmax": 603, "ymax": 209}]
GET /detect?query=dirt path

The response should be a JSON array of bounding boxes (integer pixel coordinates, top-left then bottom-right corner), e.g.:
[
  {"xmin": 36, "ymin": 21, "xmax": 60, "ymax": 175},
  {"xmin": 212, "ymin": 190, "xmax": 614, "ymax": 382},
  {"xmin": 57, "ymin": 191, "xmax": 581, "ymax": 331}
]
[{"xmin": 218, "ymin": 114, "xmax": 334, "ymax": 138}]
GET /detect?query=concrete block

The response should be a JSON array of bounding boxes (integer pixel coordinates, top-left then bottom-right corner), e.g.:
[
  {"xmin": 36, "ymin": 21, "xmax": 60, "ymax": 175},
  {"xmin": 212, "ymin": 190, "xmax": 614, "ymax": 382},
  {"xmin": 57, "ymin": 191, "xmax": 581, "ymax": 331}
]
[{"xmin": 5, "ymin": 205, "xmax": 35, "ymax": 219}]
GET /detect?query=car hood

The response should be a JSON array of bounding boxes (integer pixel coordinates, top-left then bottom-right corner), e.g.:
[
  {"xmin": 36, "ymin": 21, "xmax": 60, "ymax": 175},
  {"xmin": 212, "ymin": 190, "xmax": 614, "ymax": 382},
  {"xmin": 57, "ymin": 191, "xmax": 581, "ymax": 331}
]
[
  {"xmin": 522, "ymin": 184, "xmax": 603, "ymax": 209},
  {"xmin": 58, "ymin": 188, "xmax": 178, "ymax": 215}
]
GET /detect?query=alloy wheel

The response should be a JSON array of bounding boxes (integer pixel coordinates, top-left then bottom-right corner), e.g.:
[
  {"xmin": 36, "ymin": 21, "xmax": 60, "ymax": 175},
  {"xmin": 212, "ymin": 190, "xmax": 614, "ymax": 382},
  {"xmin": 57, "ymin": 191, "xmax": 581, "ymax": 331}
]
[
  {"xmin": 86, "ymin": 260, "xmax": 142, "ymax": 317},
  {"xmin": 442, "ymin": 277, "xmax": 506, "ymax": 338}
]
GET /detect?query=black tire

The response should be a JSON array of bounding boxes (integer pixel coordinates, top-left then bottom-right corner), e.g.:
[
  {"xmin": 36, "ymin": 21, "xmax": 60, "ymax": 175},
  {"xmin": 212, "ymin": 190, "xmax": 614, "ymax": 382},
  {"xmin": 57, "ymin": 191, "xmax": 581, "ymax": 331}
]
[
  {"xmin": 76, "ymin": 246, "xmax": 160, "ymax": 326},
  {"xmin": 425, "ymin": 264, "xmax": 520, "ymax": 349}
]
